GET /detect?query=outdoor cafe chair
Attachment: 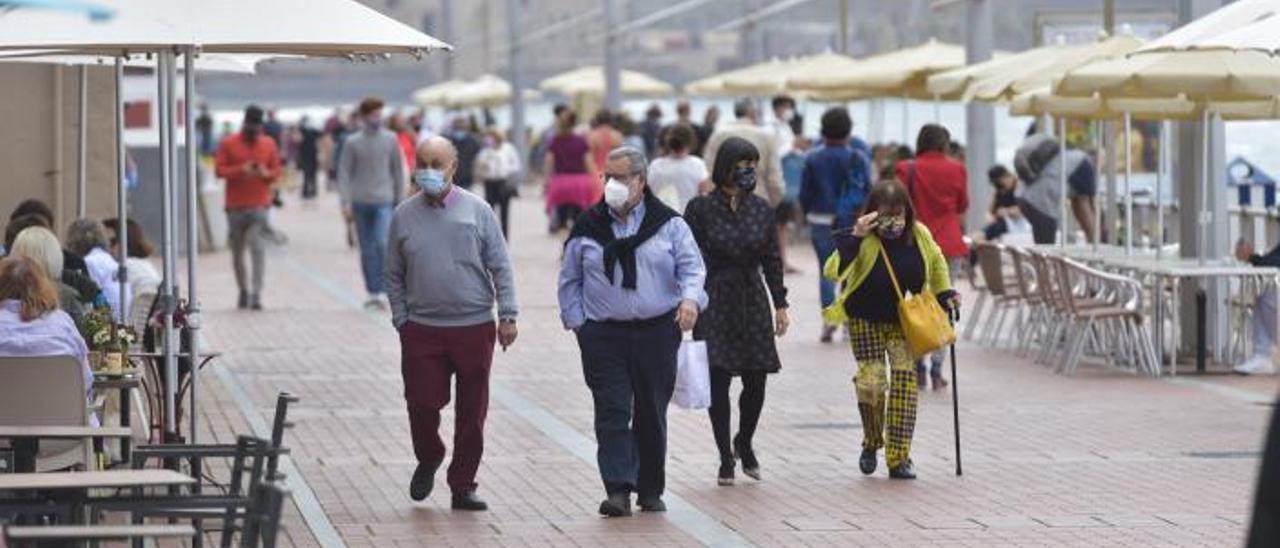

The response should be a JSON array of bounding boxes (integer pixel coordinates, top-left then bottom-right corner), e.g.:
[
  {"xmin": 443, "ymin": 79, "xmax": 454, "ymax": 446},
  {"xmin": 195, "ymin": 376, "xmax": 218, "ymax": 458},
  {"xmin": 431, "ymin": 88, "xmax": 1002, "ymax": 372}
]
[
  {"xmin": 0, "ymin": 356, "xmax": 97, "ymax": 472},
  {"xmin": 1051, "ymin": 257, "xmax": 1160, "ymax": 377},
  {"xmin": 973, "ymin": 243, "xmax": 1029, "ymax": 348}
]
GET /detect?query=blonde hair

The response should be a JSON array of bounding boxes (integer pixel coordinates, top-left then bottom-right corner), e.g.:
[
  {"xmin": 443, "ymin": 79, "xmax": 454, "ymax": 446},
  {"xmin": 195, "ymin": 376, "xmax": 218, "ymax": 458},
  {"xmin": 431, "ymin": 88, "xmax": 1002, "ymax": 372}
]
[{"xmin": 9, "ymin": 226, "xmax": 64, "ymax": 281}]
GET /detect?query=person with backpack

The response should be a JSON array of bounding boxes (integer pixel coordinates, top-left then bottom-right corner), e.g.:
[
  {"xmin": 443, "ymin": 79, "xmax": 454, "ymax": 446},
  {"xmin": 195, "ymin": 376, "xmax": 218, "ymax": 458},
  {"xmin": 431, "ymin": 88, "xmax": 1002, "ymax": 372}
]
[
  {"xmin": 800, "ymin": 107, "xmax": 872, "ymax": 342},
  {"xmin": 898, "ymin": 124, "xmax": 968, "ymax": 391},
  {"xmin": 1013, "ymin": 127, "xmax": 1098, "ymax": 244}
]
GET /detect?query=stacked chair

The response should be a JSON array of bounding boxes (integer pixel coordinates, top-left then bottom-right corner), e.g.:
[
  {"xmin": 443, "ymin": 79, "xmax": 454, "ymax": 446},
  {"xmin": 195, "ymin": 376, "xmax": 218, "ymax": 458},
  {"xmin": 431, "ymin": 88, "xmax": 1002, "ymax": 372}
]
[{"xmin": 966, "ymin": 243, "xmax": 1161, "ymax": 377}]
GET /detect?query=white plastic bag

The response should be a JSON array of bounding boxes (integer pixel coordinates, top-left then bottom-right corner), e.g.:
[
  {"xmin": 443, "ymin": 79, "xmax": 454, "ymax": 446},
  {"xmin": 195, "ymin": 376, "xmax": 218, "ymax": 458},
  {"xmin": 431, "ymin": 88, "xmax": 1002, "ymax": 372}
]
[{"xmin": 673, "ymin": 340, "xmax": 711, "ymax": 410}]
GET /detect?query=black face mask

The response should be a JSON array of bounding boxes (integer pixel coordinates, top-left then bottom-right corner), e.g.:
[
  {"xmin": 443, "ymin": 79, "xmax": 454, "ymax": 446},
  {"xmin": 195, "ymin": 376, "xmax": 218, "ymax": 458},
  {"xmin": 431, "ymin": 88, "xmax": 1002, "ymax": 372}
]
[
  {"xmin": 242, "ymin": 126, "xmax": 261, "ymax": 142},
  {"xmin": 734, "ymin": 167, "xmax": 757, "ymax": 194}
]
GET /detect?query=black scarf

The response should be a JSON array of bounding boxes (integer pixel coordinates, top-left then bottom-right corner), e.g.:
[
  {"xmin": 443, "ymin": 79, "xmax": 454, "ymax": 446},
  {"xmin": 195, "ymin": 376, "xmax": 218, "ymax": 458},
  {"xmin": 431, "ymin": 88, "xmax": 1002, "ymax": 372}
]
[{"xmin": 568, "ymin": 190, "xmax": 679, "ymax": 290}]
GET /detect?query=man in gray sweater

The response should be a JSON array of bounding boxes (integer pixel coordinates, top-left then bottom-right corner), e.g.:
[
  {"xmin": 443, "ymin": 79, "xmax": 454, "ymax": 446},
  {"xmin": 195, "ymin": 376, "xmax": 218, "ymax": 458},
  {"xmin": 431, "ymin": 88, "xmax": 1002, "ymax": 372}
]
[
  {"xmin": 338, "ymin": 97, "xmax": 406, "ymax": 309},
  {"xmin": 385, "ymin": 136, "xmax": 519, "ymax": 512}
]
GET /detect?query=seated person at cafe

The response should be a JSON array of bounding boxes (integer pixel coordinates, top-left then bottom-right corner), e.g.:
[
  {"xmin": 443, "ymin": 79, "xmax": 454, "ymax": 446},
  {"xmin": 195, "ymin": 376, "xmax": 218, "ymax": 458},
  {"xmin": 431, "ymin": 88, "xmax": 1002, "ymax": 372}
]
[
  {"xmin": 5, "ymin": 212, "xmax": 106, "ymax": 311},
  {"xmin": 0, "ymin": 255, "xmax": 95, "ymax": 417},
  {"xmin": 8, "ymin": 226, "xmax": 89, "ymax": 328},
  {"xmin": 65, "ymin": 218, "xmax": 129, "ymax": 319},
  {"xmin": 1235, "ymin": 237, "xmax": 1280, "ymax": 375},
  {"xmin": 103, "ymin": 217, "xmax": 163, "ymax": 298}
]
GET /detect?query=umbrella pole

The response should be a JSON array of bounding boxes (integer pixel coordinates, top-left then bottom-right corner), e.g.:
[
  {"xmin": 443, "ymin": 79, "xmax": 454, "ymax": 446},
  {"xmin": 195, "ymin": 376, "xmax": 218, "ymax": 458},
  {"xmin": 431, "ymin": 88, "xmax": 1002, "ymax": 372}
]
[
  {"xmin": 902, "ymin": 92, "xmax": 909, "ymax": 145},
  {"xmin": 1156, "ymin": 120, "xmax": 1166, "ymax": 260},
  {"xmin": 183, "ymin": 46, "xmax": 201, "ymax": 445},
  {"xmin": 1059, "ymin": 116, "xmax": 1067, "ymax": 248},
  {"xmin": 932, "ymin": 93, "xmax": 940, "ymax": 123},
  {"xmin": 1093, "ymin": 120, "xmax": 1103, "ymax": 252},
  {"xmin": 114, "ymin": 58, "xmax": 128, "ymax": 326},
  {"xmin": 157, "ymin": 50, "xmax": 178, "ymax": 440},
  {"xmin": 77, "ymin": 65, "xmax": 88, "ymax": 220},
  {"xmin": 1124, "ymin": 111, "xmax": 1132, "ymax": 257},
  {"xmin": 1199, "ymin": 108, "xmax": 1209, "ymax": 266}
]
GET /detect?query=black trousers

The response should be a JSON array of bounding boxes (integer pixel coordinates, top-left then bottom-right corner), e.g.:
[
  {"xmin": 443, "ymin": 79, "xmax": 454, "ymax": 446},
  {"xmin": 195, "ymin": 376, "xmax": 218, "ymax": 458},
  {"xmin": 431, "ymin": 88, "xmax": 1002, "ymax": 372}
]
[
  {"xmin": 708, "ymin": 368, "xmax": 767, "ymax": 461},
  {"xmin": 483, "ymin": 178, "xmax": 512, "ymax": 239},
  {"xmin": 1248, "ymin": 400, "xmax": 1280, "ymax": 547},
  {"xmin": 1017, "ymin": 199, "xmax": 1058, "ymax": 245},
  {"xmin": 576, "ymin": 312, "xmax": 680, "ymax": 497}
]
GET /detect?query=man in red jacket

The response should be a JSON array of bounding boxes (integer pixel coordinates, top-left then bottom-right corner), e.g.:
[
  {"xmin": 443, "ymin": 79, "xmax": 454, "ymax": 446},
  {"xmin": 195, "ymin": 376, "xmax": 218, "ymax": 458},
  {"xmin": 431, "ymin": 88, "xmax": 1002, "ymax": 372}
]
[
  {"xmin": 215, "ymin": 105, "xmax": 281, "ymax": 311},
  {"xmin": 897, "ymin": 123, "xmax": 967, "ymax": 390}
]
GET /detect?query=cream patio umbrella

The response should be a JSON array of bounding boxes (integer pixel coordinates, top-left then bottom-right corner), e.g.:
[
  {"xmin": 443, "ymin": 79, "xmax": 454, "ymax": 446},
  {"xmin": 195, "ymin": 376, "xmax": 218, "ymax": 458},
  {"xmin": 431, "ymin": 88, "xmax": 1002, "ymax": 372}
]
[
  {"xmin": 791, "ymin": 39, "xmax": 966, "ymax": 99},
  {"xmin": 720, "ymin": 51, "xmax": 859, "ymax": 96},
  {"xmin": 0, "ymin": 0, "xmax": 451, "ymax": 445},
  {"xmin": 442, "ymin": 75, "xmax": 542, "ymax": 109},
  {"xmin": 968, "ymin": 34, "xmax": 1143, "ymax": 102},
  {"xmin": 412, "ymin": 79, "xmax": 467, "ymax": 106},
  {"xmin": 926, "ymin": 44, "xmax": 1044, "ymax": 101},
  {"xmin": 684, "ymin": 58, "xmax": 792, "ymax": 96},
  {"xmin": 1135, "ymin": 0, "xmax": 1280, "ymax": 53},
  {"xmin": 540, "ymin": 66, "xmax": 674, "ymax": 98}
]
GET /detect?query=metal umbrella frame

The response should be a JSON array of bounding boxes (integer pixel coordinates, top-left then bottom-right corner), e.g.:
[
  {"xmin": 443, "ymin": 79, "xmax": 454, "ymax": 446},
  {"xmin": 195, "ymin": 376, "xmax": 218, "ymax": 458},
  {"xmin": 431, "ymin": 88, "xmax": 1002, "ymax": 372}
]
[{"xmin": 0, "ymin": 0, "xmax": 451, "ymax": 446}]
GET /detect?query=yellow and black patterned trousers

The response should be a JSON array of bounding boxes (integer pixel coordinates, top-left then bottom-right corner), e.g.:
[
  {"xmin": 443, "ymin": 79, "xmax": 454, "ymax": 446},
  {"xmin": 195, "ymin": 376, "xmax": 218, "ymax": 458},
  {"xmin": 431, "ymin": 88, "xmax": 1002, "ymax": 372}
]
[{"xmin": 848, "ymin": 318, "xmax": 918, "ymax": 469}]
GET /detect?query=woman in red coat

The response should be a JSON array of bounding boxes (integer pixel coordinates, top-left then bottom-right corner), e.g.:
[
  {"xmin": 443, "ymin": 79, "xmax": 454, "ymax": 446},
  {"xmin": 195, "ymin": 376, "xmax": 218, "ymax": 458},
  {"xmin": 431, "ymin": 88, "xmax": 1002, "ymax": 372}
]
[{"xmin": 896, "ymin": 124, "xmax": 967, "ymax": 390}]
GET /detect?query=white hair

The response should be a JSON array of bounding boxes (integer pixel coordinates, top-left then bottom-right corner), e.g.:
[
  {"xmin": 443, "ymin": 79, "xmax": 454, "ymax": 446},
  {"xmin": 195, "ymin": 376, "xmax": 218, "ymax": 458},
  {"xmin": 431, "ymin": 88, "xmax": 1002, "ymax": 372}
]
[{"xmin": 10, "ymin": 226, "xmax": 64, "ymax": 281}]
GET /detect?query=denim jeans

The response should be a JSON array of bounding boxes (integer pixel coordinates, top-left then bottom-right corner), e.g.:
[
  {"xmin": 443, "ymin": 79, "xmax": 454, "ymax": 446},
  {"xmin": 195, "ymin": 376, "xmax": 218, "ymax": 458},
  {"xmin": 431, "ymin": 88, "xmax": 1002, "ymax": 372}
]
[
  {"xmin": 1254, "ymin": 288, "xmax": 1278, "ymax": 359},
  {"xmin": 352, "ymin": 202, "xmax": 393, "ymax": 295},
  {"xmin": 810, "ymin": 223, "xmax": 836, "ymax": 310}
]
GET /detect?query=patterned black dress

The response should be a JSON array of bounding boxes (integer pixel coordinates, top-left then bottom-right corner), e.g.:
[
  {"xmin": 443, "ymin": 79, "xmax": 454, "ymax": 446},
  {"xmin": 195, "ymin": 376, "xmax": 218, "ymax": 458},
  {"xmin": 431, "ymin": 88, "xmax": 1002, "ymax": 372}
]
[{"xmin": 684, "ymin": 189, "xmax": 788, "ymax": 374}]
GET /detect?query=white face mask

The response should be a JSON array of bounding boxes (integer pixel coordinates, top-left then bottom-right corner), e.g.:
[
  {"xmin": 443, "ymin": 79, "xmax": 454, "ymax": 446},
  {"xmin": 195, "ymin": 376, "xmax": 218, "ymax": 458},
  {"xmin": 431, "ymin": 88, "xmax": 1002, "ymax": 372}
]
[{"xmin": 604, "ymin": 178, "xmax": 632, "ymax": 211}]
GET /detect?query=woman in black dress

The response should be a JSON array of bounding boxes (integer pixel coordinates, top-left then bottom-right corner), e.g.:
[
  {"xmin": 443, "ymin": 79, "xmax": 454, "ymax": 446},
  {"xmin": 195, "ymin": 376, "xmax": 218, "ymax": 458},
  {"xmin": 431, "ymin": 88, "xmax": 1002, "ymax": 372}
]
[{"xmin": 684, "ymin": 136, "xmax": 790, "ymax": 485}]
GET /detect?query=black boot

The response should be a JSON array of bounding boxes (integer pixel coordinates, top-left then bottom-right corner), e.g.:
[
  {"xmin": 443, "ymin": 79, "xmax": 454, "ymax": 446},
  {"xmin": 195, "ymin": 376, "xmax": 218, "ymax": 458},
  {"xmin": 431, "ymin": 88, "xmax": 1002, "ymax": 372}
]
[
  {"xmin": 859, "ymin": 448, "xmax": 878, "ymax": 475},
  {"xmin": 717, "ymin": 455, "xmax": 735, "ymax": 486},
  {"xmin": 734, "ymin": 434, "xmax": 761, "ymax": 481}
]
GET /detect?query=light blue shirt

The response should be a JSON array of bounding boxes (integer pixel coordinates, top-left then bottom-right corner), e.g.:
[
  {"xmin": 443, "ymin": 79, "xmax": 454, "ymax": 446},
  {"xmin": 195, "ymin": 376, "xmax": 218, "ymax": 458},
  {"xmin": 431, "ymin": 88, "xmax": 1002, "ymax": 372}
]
[{"xmin": 558, "ymin": 201, "xmax": 708, "ymax": 330}]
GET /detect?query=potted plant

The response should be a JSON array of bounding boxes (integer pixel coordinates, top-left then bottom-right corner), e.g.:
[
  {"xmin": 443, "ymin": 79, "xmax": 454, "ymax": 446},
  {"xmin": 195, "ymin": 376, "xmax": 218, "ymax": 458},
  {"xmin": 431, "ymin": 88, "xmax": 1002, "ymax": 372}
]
[{"xmin": 80, "ymin": 308, "xmax": 136, "ymax": 374}]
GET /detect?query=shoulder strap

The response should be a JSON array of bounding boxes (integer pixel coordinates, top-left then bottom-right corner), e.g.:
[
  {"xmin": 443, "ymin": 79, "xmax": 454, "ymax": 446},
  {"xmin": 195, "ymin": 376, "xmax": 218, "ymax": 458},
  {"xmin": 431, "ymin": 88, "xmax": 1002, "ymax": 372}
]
[{"xmin": 878, "ymin": 244, "xmax": 905, "ymax": 301}]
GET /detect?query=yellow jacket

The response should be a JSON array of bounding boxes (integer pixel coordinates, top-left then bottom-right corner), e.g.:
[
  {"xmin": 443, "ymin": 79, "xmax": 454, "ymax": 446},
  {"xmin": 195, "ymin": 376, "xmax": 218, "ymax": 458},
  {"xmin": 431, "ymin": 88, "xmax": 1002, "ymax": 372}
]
[{"xmin": 821, "ymin": 222, "xmax": 953, "ymax": 326}]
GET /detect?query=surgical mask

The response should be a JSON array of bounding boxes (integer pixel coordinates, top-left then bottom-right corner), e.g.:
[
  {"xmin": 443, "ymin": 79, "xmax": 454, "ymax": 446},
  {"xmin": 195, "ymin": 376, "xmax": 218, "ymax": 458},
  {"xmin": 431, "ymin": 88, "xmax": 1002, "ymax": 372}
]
[
  {"xmin": 876, "ymin": 214, "xmax": 907, "ymax": 240},
  {"xmin": 365, "ymin": 117, "xmax": 382, "ymax": 132},
  {"xmin": 733, "ymin": 167, "xmax": 757, "ymax": 194},
  {"xmin": 413, "ymin": 168, "xmax": 449, "ymax": 196},
  {"xmin": 604, "ymin": 178, "xmax": 632, "ymax": 211},
  {"xmin": 780, "ymin": 109, "xmax": 795, "ymax": 122}
]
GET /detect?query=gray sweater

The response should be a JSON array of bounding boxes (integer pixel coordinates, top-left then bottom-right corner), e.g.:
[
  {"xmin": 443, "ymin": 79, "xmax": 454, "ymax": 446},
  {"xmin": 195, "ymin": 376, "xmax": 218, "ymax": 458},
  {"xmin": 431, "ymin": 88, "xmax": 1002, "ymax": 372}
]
[
  {"xmin": 385, "ymin": 188, "xmax": 518, "ymax": 328},
  {"xmin": 337, "ymin": 128, "xmax": 406, "ymax": 206}
]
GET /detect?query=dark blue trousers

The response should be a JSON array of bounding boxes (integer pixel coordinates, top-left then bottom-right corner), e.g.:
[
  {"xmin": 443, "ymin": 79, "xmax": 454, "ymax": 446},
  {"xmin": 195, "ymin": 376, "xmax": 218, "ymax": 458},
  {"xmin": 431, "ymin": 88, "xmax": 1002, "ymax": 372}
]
[{"xmin": 576, "ymin": 311, "xmax": 680, "ymax": 497}]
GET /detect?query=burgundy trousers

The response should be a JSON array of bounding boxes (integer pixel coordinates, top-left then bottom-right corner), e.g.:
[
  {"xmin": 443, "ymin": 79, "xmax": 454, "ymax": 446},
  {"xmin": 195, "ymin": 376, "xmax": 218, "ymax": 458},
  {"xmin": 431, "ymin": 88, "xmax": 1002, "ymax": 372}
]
[{"xmin": 398, "ymin": 320, "xmax": 496, "ymax": 493}]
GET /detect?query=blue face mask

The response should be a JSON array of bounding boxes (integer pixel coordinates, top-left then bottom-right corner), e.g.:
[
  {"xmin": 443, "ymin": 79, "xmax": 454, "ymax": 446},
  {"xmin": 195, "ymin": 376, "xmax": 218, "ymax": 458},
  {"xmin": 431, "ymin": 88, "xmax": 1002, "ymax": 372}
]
[{"xmin": 414, "ymin": 168, "xmax": 449, "ymax": 196}]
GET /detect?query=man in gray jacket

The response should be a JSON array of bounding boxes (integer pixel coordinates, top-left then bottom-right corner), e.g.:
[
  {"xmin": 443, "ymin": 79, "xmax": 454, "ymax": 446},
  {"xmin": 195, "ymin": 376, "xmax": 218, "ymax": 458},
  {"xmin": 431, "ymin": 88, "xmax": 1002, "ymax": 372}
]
[
  {"xmin": 338, "ymin": 96, "xmax": 406, "ymax": 309},
  {"xmin": 385, "ymin": 136, "xmax": 519, "ymax": 512}
]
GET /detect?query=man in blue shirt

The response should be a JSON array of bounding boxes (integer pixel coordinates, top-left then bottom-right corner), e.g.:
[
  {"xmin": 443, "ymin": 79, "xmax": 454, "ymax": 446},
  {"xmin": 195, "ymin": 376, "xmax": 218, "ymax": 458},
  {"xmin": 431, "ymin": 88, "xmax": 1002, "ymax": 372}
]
[
  {"xmin": 558, "ymin": 146, "xmax": 708, "ymax": 517},
  {"xmin": 800, "ymin": 107, "xmax": 871, "ymax": 342}
]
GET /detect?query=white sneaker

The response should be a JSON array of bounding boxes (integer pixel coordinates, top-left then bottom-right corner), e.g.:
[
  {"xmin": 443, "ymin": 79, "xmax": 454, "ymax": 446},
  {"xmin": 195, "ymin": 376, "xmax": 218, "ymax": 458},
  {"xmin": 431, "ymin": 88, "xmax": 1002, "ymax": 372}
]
[
  {"xmin": 364, "ymin": 294, "xmax": 388, "ymax": 311},
  {"xmin": 1233, "ymin": 355, "xmax": 1276, "ymax": 376}
]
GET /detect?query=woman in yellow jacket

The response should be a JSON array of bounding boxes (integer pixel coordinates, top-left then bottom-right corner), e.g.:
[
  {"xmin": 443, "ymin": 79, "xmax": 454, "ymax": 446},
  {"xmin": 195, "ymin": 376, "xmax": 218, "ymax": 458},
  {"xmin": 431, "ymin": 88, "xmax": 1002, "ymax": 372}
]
[{"xmin": 822, "ymin": 180, "xmax": 958, "ymax": 479}]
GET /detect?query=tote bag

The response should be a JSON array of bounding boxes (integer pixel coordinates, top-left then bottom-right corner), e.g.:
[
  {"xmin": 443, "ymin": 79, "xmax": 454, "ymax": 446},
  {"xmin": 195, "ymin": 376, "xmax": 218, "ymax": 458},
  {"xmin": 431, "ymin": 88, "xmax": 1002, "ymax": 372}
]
[
  {"xmin": 673, "ymin": 340, "xmax": 711, "ymax": 410},
  {"xmin": 879, "ymin": 246, "xmax": 956, "ymax": 358}
]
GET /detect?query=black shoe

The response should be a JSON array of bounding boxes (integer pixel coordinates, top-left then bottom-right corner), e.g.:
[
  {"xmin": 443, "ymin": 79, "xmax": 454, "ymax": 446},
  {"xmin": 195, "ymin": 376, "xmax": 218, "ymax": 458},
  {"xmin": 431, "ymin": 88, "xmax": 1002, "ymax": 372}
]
[
  {"xmin": 859, "ymin": 449, "xmax": 878, "ymax": 475},
  {"xmin": 237, "ymin": 291, "xmax": 249, "ymax": 310},
  {"xmin": 249, "ymin": 293, "xmax": 263, "ymax": 311},
  {"xmin": 409, "ymin": 461, "xmax": 440, "ymax": 501},
  {"xmin": 598, "ymin": 492, "xmax": 632, "ymax": 517},
  {"xmin": 451, "ymin": 491, "xmax": 488, "ymax": 511},
  {"xmin": 637, "ymin": 496, "xmax": 666, "ymax": 512},
  {"xmin": 717, "ymin": 457, "xmax": 735, "ymax": 486},
  {"xmin": 888, "ymin": 460, "xmax": 917, "ymax": 480},
  {"xmin": 734, "ymin": 434, "xmax": 761, "ymax": 481}
]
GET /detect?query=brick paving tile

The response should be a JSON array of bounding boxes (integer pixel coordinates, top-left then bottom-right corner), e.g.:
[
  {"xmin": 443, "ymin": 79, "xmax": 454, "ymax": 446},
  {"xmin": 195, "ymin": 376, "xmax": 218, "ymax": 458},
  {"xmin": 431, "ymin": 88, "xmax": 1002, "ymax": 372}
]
[{"xmin": 176, "ymin": 192, "xmax": 1277, "ymax": 547}]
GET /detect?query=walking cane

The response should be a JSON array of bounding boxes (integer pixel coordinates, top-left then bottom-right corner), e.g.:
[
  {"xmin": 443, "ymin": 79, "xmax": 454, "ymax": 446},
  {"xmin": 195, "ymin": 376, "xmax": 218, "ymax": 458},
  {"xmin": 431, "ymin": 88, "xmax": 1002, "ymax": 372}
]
[{"xmin": 949, "ymin": 307, "xmax": 962, "ymax": 476}]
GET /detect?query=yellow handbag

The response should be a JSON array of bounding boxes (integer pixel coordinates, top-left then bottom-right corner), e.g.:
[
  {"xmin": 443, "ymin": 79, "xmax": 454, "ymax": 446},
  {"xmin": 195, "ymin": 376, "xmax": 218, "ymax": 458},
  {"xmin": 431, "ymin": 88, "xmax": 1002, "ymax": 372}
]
[{"xmin": 879, "ymin": 246, "xmax": 956, "ymax": 358}]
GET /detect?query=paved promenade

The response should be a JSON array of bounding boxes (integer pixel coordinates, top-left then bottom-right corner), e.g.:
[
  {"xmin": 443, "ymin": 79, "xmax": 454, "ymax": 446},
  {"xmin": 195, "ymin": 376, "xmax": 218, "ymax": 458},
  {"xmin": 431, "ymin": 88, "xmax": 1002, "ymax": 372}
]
[{"xmin": 189, "ymin": 191, "xmax": 1276, "ymax": 547}]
